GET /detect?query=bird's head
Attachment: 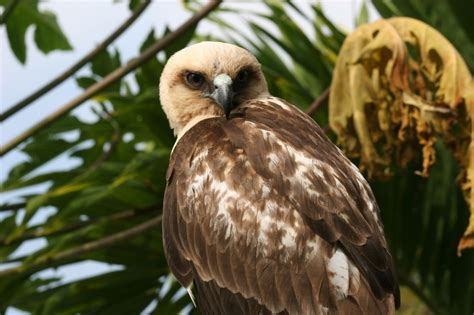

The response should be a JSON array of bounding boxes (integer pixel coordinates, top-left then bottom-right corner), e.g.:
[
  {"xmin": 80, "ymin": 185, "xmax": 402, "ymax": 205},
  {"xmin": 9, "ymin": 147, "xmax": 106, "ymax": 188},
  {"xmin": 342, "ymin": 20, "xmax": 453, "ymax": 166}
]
[{"xmin": 159, "ymin": 41, "xmax": 269, "ymax": 135}]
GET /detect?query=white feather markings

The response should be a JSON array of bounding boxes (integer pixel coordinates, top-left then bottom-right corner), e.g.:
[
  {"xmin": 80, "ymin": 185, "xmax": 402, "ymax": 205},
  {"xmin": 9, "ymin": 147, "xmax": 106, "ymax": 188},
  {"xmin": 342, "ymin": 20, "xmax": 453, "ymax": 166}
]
[
  {"xmin": 327, "ymin": 248, "xmax": 359, "ymax": 300},
  {"xmin": 318, "ymin": 305, "xmax": 330, "ymax": 315},
  {"xmin": 268, "ymin": 96, "xmax": 293, "ymax": 111},
  {"xmin": 281, "ymin": 230, "xmax": 296, "ymax": 248},
  {"xmin": 261, "ymin": 184, "xmax": 271, "ymax": 198},
  {"xmin": 260, "ymin": 128, "xmax": 323, "ymax": 197},
  {"xmin": 186, "ymin": 151, "xmax": 209, "ymax": 198}
]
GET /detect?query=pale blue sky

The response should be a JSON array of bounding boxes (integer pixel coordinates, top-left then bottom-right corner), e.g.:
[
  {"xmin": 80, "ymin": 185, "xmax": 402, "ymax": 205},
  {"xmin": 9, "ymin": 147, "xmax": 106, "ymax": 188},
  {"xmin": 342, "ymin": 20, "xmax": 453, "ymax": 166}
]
[{"xmin": 0, "ymin": 1, "xmax": 378, "ymax": 314}]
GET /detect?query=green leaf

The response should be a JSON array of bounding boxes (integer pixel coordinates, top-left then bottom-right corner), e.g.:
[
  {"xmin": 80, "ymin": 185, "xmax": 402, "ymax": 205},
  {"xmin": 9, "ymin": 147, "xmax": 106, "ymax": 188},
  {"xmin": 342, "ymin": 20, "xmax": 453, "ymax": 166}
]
[
  {"xmin": 3, "ymin": 138, "xmax": 78, "ymax": 190},
  {"xmin": 373, "ymin": 143, "xmax": 474, "ymax": 313},
  {"xmin": 163, "ymin": 25, "xmax": 196, "ymax": 59},
  {"xmin": 4, "ymin": 0, "xmax": 72, "ymax": 64},
  {"xmin": 38, "ymin": 268, "xmax": 160, "ymax": 314},
  {"xmin": 135, "ymin": 29, "xmax": 164, "ymax": 90},
  {"xmin": 75, "ymin": 76, "xmax": 97, "ymax": 89},
  {"xmin": 355, "ymin": 1, "xmax": 369, "ymax": 27},
  {"xmin": 313, "ymin": 5, "xmax": 346, "ymax": 41},
  {"xmin": 91, "ymin": 49, "xmax": 121, "ymax": 78},
  {"xmin": 4, "ymin": 0, "xmax": 31, "ymax": 63},
  {"xmin": 33, "ymin": 10, "xmax": 72, "ymax": 54}
]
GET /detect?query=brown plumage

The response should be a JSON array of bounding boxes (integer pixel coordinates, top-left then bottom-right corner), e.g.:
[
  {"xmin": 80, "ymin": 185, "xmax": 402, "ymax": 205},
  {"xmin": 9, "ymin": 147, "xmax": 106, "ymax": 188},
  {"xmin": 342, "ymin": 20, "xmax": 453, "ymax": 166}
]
[{"xmin": 160, "ymin": 42, "xmax": 400, "ymax": 314}]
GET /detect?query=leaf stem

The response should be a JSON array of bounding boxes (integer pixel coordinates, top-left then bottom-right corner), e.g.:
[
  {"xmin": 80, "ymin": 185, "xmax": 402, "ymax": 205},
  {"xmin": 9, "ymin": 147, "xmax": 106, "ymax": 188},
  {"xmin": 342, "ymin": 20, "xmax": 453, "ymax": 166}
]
[
  {"xmin": 0, "ymin": 215, "xmax": 162, "ymax": 278},
  {"xmin": 86, "ymin": 113, "xmax": 121, "ymax": 174},
  {"xmin": 0, "ymin": 206, "xmax": 156, "ymax": 246},
  {"xmin": 0, "ymin": 0, "xmax": 20, "ymax": 24},
  {"xmin": 0, "ymin": 0, "xmax": 151, "ymax": 122},
  {"xmin": 305, "ymin": 86, "xmax": 330, "ymax": 117},
  {"xmin": 0, "ymin": 202, "xmax": 26, "ymax": 212},
  {"xmin": 0, "ymin": 0, "xmax": 221, "ymax": 157}
]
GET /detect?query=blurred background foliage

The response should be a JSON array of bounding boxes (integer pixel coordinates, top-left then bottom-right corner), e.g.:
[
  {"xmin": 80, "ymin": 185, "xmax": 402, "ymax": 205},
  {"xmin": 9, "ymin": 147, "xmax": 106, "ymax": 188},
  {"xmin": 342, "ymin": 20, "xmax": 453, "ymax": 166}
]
[{"xmin": 0, "ymin": 0, "xmax": 472, "ymax": 314}]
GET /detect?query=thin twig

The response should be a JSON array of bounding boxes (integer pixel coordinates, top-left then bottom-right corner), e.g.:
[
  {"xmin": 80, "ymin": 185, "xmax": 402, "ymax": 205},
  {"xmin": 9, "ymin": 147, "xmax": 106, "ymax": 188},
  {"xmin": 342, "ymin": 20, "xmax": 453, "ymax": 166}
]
[
  {"xmin": 86, "ymin": 110, "xmax": 121, "ymax": 174},
  {"xmin": 0, "ymin": 206, "xmax": 156, "ymax": 246},
  {"xmin": 1, "ymin": 256, "xmax": 25, "ymax": 265},
  {"xmin": 88, "ymin": 129, "xmax": 121, "ymax": 173},
  {"xmin": 0, "ymin": 215, "xmax": 162, "ymax": 278},
  {"xmin": 0, "ymin": 0, "xmax": 222, "ymax": 157},
  {"xmin": 0, "ymin": 0, "xmax": 20, "ymax": 24},
  {"xmin": 0, "ymin": 0, "xmax": 151, "ymax": 122},
  {"xmin": 305, "ymin": 86, "xmax": 330, "ymax": 116},
  {"xmin": 0, "ymin": 202, "xmax": 26, "ymax": 212}
]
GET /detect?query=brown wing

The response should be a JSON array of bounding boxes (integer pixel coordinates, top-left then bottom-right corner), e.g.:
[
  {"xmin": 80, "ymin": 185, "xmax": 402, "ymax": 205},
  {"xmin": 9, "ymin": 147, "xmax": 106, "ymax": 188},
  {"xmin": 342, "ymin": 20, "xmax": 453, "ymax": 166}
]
[
  {"xmin": 240, "ymin": 97, "xmax": 400, "ymax": 307},
  {"xmin": 163, "ymin": 97, "xmax": 399, "ymax": 314}
]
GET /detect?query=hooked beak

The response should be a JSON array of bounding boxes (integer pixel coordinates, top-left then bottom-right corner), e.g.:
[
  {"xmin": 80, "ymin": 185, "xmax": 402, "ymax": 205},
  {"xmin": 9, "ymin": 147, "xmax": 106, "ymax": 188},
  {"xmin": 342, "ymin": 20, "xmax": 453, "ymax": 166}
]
[{"xmin": 211, "ymin": 74, "xmax": 234, "ymax": 119}]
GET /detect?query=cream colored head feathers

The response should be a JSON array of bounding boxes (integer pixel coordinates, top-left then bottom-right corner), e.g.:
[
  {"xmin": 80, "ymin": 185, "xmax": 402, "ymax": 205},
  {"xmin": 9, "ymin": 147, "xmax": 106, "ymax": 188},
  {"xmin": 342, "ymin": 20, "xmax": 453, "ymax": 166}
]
[{"xmin": 159, "ymin": 41, "xmax": 269, "ymax": 136}]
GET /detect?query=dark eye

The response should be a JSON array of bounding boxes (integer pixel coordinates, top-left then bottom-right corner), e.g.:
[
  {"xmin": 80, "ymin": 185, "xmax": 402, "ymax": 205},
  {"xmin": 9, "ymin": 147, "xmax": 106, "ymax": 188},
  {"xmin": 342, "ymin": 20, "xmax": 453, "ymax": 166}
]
[
  {"xmin": 236, "ymin": 70, "xmax": 249, "ymax": 83},
  {"xmin": 185, "ymin": 72, "xmax": 205, "ymax": 89}
]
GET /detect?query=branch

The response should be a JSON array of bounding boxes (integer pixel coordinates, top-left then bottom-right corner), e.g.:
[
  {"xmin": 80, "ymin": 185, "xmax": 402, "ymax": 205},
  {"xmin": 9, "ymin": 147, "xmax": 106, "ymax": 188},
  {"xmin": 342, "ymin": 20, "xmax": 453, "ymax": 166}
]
[
  {"xmin": 0, "ymin": 215, "xmax": 162, "ymax": 278},
  {"xmin": 0, "ymin": 0, "xmax": 151, "ymax": 122},
  {"xmin": 0, "ymin": 0, "xmax": 222, "ymax": 157},
  {"xmin": 0, "ymin": 206, "xmax": 156, "ymax": 246},
  {"xmin": 305, "ymin": 86, "xmax": 330, "ymax": 117},
  {"xmin": 0, "ymin": 0, "xmax": 20, "ymax": 24}
]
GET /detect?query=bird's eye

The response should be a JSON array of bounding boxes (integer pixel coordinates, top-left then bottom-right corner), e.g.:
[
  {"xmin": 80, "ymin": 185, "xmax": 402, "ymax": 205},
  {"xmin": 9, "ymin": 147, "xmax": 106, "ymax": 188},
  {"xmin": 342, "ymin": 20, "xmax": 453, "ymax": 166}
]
[
  {"xmin": 185, "ymin": 72, "xmax": 205, "ymax": 89},
  {"xmin": 236, "ymin": 70, "xmax": 249, "ymax": 83}
]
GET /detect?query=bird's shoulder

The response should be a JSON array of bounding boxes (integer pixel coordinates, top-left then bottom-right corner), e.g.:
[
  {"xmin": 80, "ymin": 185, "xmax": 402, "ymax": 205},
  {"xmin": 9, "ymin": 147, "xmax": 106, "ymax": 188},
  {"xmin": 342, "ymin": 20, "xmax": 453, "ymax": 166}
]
[{"xmin": 169, "ymin": 96, "xmax": 322, "ymax": 171}]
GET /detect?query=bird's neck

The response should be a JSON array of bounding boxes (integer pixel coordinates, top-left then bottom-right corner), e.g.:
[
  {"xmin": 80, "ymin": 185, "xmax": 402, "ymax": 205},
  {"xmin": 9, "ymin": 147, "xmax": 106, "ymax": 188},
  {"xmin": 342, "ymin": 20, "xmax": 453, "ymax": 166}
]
[{"xmin": 171, "ymin": 114, "xmax": 219, "ymax": 153}]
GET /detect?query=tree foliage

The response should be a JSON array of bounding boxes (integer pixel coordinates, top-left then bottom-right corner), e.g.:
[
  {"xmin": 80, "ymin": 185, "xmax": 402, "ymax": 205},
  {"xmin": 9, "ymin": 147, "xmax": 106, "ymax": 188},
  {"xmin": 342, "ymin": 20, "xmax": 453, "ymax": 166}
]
[
  {"xmin": 0, "ymin": 0, "xmax": 72, "ymax": 64},
  {"xmin": 0, "ymin": 1, "xmax": 473, "ymax": 314}
]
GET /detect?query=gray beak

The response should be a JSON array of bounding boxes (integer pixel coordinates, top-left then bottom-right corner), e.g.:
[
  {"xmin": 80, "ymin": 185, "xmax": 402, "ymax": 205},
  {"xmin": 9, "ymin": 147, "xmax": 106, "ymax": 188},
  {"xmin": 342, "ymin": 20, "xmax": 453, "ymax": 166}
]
[{"xmin": 211, "ymin": 74, "xmax": 234, "ymax": 119}]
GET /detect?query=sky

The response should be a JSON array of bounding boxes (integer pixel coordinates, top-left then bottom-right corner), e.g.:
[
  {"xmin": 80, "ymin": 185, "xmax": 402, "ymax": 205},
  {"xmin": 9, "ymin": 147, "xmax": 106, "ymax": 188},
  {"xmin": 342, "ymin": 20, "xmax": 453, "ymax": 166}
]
[{"xmin": 0, "ymin": 1, "xmax": 379, "ymax": 314}]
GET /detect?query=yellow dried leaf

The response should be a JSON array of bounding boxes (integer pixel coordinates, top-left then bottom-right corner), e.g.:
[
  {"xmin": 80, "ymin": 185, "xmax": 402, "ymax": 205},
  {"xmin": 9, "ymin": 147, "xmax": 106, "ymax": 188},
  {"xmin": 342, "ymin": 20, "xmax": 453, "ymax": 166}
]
[
  {"xmin": 388, "ymin": 18, "xmax": 471, "ymax": 108},
  {"xmin": 329, "ymin": 19, "xmax": 408, "ymax": 177},
  {"xmin": 329, "ymin": 17, "xmax": 474, "ymax": 253},
  {"xmin": 458, "ymin": 81, "xmax": 474, "ymax": 255}
]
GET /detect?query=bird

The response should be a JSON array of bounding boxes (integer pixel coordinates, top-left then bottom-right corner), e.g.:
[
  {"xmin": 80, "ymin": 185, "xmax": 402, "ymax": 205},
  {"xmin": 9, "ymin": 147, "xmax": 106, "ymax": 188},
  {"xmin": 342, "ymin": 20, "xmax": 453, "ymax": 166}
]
[{"xmin": 159, "ymin": 41, "xmax": 400, "ymax": 315}]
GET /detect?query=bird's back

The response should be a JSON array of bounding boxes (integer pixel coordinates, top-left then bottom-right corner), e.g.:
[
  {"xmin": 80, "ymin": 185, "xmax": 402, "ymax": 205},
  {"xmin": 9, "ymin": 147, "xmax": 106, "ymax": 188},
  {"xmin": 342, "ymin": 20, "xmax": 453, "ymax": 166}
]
[{"xmin": 163, "ymin": 96, "xmax": 399, "ymax": 314}]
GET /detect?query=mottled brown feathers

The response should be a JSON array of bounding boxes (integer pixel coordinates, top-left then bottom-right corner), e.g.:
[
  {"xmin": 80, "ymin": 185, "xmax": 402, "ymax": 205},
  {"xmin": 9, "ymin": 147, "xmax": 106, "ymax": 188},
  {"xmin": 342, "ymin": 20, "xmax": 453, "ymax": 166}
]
[{"xmin": 163, "ymin": 97, "xmax": 399, "ymax": 314}]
